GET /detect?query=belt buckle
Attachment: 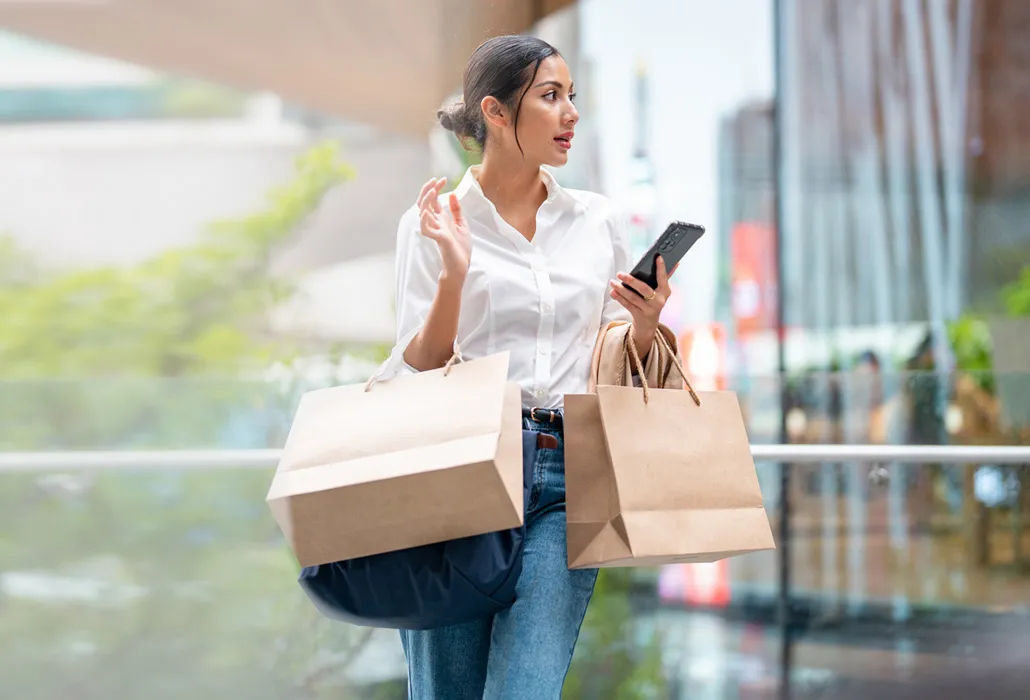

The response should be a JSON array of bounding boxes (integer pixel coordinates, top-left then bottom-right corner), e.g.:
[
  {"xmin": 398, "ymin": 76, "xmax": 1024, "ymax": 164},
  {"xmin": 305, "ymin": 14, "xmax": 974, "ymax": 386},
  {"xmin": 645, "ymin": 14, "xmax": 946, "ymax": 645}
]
[{"xmin": 530, "ymin": 407, "xmax": 554, "ymax": 423}]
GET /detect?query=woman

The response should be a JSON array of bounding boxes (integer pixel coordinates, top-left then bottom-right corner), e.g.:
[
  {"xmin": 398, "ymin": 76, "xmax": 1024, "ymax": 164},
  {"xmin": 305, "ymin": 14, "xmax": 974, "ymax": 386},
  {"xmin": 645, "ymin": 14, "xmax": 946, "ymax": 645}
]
[{"xmin": 384, "ymin": 35, "xmax": 675, "ymax": 698}]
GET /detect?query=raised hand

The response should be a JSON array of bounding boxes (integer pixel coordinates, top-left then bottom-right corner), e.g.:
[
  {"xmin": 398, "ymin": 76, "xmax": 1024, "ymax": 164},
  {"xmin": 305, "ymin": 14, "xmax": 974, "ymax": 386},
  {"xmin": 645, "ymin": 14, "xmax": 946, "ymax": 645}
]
[{"xmin": 417, "ymin": 177, "xmax": 472, "ymax": 282}]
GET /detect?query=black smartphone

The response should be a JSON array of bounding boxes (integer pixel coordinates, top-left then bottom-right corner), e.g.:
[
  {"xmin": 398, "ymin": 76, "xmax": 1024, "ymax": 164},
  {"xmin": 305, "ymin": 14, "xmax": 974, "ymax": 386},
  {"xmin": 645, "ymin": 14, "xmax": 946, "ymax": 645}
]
[{"xmin": 627, "ymin": 221, "xmax": 705, "ymax": 295}]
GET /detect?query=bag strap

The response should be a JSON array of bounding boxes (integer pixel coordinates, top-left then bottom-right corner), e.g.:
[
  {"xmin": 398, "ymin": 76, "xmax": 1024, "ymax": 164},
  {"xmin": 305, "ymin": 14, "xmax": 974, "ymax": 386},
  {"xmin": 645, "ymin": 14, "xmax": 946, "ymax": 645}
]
[
  {"xmin": 654, "ymin": 330, "xmax": 701, "ymax": 406},
  {"xmin": 624, "ymin": 330, "xmax": 652, "ymax": 404},
  {"xmin": 625, "ymin": 329, "xmax": 701, "ymax": 407}
]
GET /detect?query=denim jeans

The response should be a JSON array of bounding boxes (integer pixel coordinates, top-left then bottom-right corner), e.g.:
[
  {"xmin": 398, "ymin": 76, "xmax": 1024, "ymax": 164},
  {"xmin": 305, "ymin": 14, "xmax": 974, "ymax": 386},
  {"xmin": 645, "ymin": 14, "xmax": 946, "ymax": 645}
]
[{"xmin": 400, "ymin": 413, "xmax": 598, "ymax": 699}]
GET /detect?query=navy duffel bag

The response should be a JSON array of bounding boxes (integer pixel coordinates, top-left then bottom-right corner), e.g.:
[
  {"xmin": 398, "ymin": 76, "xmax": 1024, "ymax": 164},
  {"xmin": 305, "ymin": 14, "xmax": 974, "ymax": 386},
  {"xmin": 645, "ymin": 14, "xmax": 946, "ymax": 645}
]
[{"xmin": 296, "ymin": 429, "xmax": 540, "ymax": 630}]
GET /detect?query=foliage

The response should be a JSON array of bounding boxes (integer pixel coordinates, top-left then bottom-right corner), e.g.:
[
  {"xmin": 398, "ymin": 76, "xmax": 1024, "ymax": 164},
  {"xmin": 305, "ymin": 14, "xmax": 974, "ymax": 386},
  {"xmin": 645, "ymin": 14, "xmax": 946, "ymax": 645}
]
[
  {"xmin": 565, "ymin": 569, "xmax": 668, "ymax": 699},
  {"xmin": 947, "ymin": 262, "xmax": 1030, "ymax": 393},
  {"xmin": 947, "ymin": 314, "xmax": 995, "ymax": 393},
  {"xmin": 0, "ymin": 141, "xmax": 353, "ymax": 450},
  {"xmin": 157, "ymin": 78, "xmax": 249, "ymax": 119},
  {"xmin": 0, "ymin": 140, "xmax": 353, "ymax": 380},
  {"xmin": 1001, "ymin": 264, "xmax": 1030, "ymax": 317}
]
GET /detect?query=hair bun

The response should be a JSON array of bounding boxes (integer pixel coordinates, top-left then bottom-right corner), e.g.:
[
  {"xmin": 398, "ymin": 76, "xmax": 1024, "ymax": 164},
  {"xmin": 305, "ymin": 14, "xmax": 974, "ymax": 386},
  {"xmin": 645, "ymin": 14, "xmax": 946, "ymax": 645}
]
[{"xmin": 437, "ymin": 101, "xmax": 466, "ymax": 134}]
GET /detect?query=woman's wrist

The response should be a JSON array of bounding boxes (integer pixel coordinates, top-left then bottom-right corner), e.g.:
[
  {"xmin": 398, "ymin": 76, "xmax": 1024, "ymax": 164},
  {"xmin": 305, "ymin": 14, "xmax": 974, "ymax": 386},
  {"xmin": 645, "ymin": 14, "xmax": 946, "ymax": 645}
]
[
  {"xmin": 438, "ymin": 270, "xmax": 466, "ymax": 291},
  {"xmin": 630, "ymin": 323, "xmax": 657, "ymax": 364}
]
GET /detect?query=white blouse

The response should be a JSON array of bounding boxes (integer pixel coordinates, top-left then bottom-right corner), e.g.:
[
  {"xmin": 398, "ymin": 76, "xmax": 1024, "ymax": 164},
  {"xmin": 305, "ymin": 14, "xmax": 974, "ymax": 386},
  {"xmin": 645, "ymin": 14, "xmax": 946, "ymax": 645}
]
[{"xmin": 377, "ymin": 166, "xmax": 632, "ymax": 409}]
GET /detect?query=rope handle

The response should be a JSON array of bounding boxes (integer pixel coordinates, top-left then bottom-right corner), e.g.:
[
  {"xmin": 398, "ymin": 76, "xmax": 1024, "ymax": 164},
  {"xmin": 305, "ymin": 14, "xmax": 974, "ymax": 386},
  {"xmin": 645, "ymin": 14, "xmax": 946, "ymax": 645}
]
[
  {"xmin": 623, "ymin": 328, "xmax": 701, "ymax": 407},
  {"xmin": 625, "ymin": 329, "xmax": 651, "ymax": 405},
  {"xmin": 364, "ymin": 341, "xmax": 464, "ymax": 392},
  {"xmin": 653, "ymin": 330, "xmax": 701, "ymax": 406}
]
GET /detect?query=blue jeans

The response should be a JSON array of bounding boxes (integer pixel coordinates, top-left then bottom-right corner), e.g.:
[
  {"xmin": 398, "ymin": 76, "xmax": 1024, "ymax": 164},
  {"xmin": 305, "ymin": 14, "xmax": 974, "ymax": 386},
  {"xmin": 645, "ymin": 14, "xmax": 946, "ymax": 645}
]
[{"xmin": 400, "ymin": 414, "xmax": 598, "ymax": 699}]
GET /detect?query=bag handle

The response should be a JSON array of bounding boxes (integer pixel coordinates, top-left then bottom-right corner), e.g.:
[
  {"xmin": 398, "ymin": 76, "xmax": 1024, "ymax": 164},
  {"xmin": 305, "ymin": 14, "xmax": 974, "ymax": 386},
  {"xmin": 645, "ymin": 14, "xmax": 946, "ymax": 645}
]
[
  {"xmin": 364, "ymin": 341, "xmax": 464, "ymax": 392},
  {"xmin": 654, "ymin": 330, "xmax": 701, "ymax": 406},
  {"xmin": 625, "ymin": 329, "xmax": 701, "ymax": 407}
]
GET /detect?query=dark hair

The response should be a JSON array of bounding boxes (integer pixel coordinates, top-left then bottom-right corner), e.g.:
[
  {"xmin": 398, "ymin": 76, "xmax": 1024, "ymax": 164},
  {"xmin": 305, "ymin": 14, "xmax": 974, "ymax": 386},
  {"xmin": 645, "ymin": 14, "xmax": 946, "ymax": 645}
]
[{"xmin": 437, "ymin": 35, "xmax": 561, "ymax": 152}]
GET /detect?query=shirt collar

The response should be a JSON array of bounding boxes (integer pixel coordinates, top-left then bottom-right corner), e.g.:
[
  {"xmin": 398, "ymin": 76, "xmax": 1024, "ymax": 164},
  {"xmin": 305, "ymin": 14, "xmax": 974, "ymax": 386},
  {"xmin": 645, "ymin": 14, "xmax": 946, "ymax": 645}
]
[{"xmin": 453, "ymin": 165, "xmax": 584, "ymax": 213}]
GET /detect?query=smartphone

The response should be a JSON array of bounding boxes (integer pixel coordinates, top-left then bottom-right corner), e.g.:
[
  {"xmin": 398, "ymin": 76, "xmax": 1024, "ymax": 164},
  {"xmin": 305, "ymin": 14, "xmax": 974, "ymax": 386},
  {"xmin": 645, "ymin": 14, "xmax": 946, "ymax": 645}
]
[{"xmin": 627, "ymin": 221, "xmax": 705, "ymax": 295}]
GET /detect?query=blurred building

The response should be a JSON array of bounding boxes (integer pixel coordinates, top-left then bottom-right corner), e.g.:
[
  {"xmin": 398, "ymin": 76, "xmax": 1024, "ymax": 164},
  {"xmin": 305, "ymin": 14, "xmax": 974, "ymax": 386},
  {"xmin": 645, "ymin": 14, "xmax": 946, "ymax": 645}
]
[{"xmin": 715, "ymin": 0, "xmax": 1030, "ymax": 376}]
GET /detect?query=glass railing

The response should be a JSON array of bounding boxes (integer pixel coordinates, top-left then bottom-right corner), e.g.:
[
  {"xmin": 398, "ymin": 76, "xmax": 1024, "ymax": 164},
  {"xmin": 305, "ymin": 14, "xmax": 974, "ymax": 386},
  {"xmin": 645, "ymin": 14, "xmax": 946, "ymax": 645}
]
[{"xmin": 2, "ymin": 370, "xmax": 1028, "ymax": 698}]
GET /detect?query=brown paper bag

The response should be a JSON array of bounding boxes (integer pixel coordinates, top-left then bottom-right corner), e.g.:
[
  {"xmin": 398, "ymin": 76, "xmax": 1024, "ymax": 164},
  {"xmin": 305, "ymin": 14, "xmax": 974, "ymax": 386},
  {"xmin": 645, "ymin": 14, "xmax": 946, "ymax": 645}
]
[
  {"xmin": 565, "ymin": 332, "xmax": 775, "ymax": 568},
  {"xmin": 267, "ymin": 351, "xmax": 524, "ymax": 567}
]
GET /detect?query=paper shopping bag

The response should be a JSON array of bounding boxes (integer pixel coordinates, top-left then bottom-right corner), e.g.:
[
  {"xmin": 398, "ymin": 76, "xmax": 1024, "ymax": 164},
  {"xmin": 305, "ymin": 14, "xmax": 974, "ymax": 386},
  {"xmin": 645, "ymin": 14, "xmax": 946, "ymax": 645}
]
[
  {"xmin": 267, "ymin": 351, "xmax": 523, "ymax": 568},
  {"xmin": 564, "ymin": 332, "xmax": 774, "ymax": 568}
]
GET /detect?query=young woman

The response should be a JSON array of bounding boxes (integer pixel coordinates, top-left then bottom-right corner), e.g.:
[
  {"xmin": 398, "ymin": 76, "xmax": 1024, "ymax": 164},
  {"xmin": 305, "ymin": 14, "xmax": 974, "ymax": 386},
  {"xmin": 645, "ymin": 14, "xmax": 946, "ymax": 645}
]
[{"xmin": 384, "ymin": 35, "xmax": 676, "ymax": 699}]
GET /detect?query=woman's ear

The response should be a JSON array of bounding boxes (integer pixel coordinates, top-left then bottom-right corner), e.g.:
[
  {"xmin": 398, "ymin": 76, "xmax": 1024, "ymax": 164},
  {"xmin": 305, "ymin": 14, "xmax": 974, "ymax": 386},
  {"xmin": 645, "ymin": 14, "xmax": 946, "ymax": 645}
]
[{"xmin": 480, "ymin": 96, "xmax": 508, "ymax": 130}]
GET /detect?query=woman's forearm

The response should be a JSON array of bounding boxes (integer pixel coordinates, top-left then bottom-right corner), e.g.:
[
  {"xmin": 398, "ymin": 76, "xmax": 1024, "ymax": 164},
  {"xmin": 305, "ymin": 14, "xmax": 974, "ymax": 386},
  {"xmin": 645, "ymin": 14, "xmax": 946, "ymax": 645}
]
[{"xmin": 402, "ymin": 273, "xmax": 465, "ymax": 371}]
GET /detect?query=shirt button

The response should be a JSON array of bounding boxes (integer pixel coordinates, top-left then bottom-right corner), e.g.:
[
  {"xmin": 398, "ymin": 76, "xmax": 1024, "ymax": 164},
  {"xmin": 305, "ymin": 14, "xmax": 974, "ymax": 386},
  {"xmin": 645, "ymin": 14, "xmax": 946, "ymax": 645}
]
[
  {"xmin": 543, "ymin": 304, "xmax": 553, "ymax": 312},
  {"xmin": 538, "ymin": 348, "xmax": 547, "ymax": 356},
  {"xmin": 535, "ymin": 389, "xmax": 545, "ymax": 398}
]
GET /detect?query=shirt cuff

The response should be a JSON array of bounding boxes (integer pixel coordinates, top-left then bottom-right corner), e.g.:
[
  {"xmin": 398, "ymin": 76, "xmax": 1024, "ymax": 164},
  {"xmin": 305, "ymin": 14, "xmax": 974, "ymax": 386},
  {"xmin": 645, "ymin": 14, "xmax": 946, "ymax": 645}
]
[{"xmin": 371, "ymin": 325, "xmax": 422, "ymax": 383}]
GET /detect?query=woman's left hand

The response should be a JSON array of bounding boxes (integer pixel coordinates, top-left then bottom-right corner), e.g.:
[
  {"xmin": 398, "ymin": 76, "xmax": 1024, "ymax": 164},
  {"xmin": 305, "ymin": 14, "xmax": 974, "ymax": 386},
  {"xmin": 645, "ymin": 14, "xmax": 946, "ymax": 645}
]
[{"xmin": 608, "ymin": 255, "xmax": 675, "ymax": 337}]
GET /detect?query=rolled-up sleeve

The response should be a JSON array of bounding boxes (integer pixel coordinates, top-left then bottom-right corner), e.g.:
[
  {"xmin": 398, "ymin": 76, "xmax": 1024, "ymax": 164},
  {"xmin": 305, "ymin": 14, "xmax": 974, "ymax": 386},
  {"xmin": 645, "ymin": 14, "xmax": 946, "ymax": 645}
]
[
  {"xmin": 374, "ymin": 205, "xmax": 442, "ymax": 380},
  {"xmin": 600, "ymin": 206, "xmax": 633, "ymax": 327}
]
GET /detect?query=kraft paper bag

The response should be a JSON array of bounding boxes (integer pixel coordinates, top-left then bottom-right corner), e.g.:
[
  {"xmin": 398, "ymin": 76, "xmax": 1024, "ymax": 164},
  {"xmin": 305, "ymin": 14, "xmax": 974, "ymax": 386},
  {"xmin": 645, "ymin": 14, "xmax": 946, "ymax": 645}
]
[
  {"xmin": 565, "ymin": 332, "xmax": 775, "ymax": 569},
  {"xmin": 267, "ymin": 351, "xmax": 524, "ymax": 568}
]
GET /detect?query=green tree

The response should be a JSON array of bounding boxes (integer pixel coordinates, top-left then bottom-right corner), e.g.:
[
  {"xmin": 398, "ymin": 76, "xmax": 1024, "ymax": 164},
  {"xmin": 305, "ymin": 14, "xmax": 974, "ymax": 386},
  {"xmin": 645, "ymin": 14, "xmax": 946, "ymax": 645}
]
[
  {"xmin": 1001, "ymin": 264, "xmax": 1030, "ymax": 317},
  {"xmin": 948, "ymin": 262, "xmax": 1030, "ymax": 393},
  {"xmin": 0, "ymin": 140, "xmax": 354, "ymax": 451},
  {"xmin": 157, "ymin": 78, "xmax": 249, "ymax": 119},
  {"xmin": 0, "ymin": 139, "xmax": 352, "ymax": 380}
]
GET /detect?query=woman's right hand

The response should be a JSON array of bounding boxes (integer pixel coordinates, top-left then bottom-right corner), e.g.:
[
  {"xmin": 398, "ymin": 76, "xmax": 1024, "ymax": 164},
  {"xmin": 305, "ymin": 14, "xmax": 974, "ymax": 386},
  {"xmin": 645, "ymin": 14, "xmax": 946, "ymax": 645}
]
[{"xmin": 417, "ymin": 177, "xmax": 472, "ymax": 283}]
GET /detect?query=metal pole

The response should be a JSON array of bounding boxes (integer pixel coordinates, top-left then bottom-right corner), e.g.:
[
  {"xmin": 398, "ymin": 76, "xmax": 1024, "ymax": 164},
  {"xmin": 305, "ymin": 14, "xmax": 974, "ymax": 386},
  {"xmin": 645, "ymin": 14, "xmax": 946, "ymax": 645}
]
[
  {"xmin": 3, "ymin": 445, "xmax": 1030, "ymax": 472},
  {"xmin": 772, "ymin": 0, "xmax": 792, "ymax": 696}
]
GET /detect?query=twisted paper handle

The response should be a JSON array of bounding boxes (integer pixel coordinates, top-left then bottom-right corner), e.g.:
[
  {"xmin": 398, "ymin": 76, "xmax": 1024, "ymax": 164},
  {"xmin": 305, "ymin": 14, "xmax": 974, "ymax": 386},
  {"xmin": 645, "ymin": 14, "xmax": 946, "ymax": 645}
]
[
  {"xmin": 625, "ymin": 330, "xmax": 651, "ymax": 405},
  {"xmin": 653, "ymin": 330, "xmax": 701, "ymax": 406},
  {"xmin": 624, "ymin": 329, "xmax": 701, "ymax": 407}
]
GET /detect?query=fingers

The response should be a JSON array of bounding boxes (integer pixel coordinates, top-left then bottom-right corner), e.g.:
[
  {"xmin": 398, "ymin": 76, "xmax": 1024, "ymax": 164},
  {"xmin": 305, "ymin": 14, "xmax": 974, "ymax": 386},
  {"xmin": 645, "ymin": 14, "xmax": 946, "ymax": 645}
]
[
  {"xmin": 615, "ymin": 271, "xmax": 655, "ymax": 299},
  {"xmin": 419, "ymin": 209, "xmax": 443, "ymax": 241},
  {"xmin": 655, "ymin": 255, "xmax": 672, "ymax": 294},
  {"xmin": 416, "ymin": 178, "xmax": 436, "ymax": 206},
  {"xmin": 448, "ymin": 193, "xmax": 465, "ymax": 227},
  {"xmin": 417, "ymin": 177, "xmax": 447, "ymax": 214},
  {"xmin": 609, "ymin": 280, "xmax": 649, "ymax": 312}
]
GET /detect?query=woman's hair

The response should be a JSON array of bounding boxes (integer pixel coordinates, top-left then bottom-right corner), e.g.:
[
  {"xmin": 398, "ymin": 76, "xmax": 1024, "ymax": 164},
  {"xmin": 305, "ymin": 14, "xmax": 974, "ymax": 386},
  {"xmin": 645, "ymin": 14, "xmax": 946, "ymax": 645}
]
[{"xmin": 437, "ymin": 35, "xmax": 561, "ymax": 152}]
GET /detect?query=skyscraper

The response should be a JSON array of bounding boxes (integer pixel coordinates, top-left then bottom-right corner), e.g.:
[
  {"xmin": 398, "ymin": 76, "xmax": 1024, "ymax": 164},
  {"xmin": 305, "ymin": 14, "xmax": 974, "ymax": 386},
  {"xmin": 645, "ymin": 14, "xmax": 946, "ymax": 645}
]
[{"xmin": 625, "ymin": 59, "xmax": 658, "ymax": 263}]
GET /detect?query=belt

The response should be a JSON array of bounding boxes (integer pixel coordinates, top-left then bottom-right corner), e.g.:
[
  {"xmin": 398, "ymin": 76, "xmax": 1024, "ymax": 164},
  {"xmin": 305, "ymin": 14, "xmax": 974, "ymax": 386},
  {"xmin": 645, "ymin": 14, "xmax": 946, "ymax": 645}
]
[
  {"xmin": 523, "ymin": 407, "xmax": 561, "ymax": 450},
  {"xmin": 522, "ymin": 407, "xmax": 563, "ymax": 427}
]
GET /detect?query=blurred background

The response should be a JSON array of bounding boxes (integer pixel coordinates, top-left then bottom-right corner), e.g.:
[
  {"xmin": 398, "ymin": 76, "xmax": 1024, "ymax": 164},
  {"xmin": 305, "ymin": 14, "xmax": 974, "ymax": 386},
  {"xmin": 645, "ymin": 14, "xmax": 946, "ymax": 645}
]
[{"xmin": 0, "ymin": 0, "xmax": 1028, "ymax": 697}]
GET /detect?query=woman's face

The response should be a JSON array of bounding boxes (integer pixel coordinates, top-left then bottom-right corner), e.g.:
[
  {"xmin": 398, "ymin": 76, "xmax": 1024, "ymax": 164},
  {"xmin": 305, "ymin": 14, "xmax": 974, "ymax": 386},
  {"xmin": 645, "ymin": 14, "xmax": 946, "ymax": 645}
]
[{"xmin": 508, "ymin": 55, "xmax": 579, "ymax": 167}]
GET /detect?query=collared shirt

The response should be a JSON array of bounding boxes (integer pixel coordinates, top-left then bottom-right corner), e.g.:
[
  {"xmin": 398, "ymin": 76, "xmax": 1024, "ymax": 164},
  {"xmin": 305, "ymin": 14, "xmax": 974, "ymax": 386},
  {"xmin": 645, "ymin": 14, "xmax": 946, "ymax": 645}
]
[{"xmin": 377, "ymin": 166, "xmax": 632, "ymax": 409}]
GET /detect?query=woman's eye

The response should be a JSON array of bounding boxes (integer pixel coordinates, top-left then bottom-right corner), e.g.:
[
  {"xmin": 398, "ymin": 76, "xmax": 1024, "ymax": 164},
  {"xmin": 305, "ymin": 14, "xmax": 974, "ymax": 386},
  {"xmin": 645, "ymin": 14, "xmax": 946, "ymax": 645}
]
[
  {"xmin": 569, "ymin": 92, "xmax": 577, "ymax": 103},
  {"xmin": 544, "ymin": 91, "xmax": 557, "ymax": 101}
]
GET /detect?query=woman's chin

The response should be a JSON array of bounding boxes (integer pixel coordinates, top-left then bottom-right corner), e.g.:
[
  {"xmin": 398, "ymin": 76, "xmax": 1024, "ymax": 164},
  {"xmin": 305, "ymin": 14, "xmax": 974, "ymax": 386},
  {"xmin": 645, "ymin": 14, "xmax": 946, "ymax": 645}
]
[{"xmin": 543, "ymin": 151, "xmax": 570, "ymax": 168}]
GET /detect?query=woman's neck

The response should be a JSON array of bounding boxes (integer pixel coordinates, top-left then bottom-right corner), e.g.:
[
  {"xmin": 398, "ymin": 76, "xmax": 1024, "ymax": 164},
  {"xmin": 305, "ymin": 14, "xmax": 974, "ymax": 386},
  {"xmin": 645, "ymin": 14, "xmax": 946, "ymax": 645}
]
[{"xmin": 475, "ymin": 150, "xmax": 547, "ymax": 213}]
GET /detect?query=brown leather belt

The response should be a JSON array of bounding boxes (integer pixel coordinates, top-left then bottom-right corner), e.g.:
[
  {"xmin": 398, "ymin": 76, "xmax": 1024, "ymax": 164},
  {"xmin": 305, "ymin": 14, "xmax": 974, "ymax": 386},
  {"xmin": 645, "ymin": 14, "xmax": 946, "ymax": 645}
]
[{"xmin": 523, "ymin": 407, "xmax": 562, "ymax": 426}]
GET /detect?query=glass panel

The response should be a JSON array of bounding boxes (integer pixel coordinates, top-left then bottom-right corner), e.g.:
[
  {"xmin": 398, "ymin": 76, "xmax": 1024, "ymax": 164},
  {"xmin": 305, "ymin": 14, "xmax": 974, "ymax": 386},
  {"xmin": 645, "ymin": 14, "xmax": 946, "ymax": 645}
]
[{"xmin": 3, "ymin": 373, "xmax": 1028, "ymax": 697}]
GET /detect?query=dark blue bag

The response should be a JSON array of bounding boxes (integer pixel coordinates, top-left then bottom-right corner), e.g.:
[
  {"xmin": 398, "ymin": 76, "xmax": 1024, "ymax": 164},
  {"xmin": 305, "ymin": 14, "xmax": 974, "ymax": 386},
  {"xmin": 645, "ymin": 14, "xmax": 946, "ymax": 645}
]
[{"xmin": 296, "ymin": 429, "xmax": 539, "ymax": 630}]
